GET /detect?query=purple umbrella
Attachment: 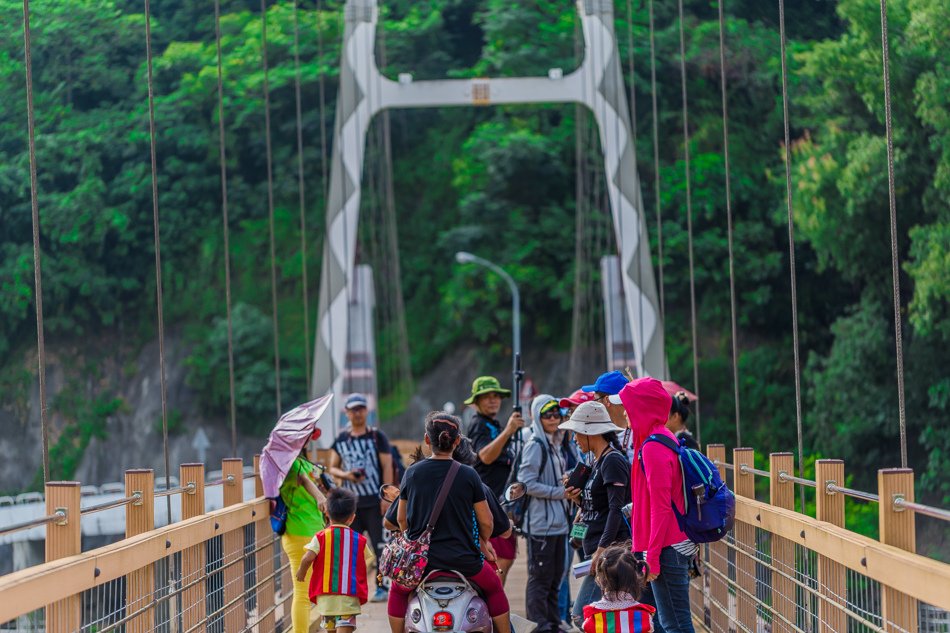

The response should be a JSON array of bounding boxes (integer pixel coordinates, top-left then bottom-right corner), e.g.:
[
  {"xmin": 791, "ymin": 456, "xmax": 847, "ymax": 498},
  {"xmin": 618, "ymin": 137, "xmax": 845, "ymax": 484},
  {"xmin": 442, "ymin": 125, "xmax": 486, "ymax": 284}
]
[{"xmin": 259, "ymin": 394, "xmax": 334, "ymax": 498}]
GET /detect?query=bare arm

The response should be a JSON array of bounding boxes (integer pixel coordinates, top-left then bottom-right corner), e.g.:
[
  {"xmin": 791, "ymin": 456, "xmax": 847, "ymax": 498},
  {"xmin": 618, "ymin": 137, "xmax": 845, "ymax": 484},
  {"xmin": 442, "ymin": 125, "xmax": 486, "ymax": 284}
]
[
  {"xmin": 298, "ymin": 473, "xmax": 327, "ymax": 512},
  {"xmin": 296, "ymin": 549, "xmax": 317, "ymax": 582},
  {"xmin": 397, "ymin": 498, "xmax": 408, "ymax": 533},
  {"xmin": 378, "ymin": 451, "xmax": 394, "ymax": 486},
  {"xmin": 477, "ymin": 412, "xmax": 524, "ymax": 465},
  {"xmin": 327, "ymin": 449, "xmax": 354, "ymax": 482}
]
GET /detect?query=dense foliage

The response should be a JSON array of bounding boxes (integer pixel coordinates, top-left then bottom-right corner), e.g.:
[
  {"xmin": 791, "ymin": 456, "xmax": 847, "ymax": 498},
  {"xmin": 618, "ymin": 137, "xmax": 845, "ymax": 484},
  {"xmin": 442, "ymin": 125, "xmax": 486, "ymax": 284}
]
[{"xmin": 0, "ymin": 0, "xmax": 947, "ymax": 511}]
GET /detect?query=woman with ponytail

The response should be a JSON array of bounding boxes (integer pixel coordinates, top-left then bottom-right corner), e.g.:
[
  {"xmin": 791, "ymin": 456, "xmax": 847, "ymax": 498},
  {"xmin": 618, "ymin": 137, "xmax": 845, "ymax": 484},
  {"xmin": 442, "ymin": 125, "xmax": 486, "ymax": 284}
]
[{"xmin": 386, "ymin": 412, "xmax": 511, "ymax": 633}]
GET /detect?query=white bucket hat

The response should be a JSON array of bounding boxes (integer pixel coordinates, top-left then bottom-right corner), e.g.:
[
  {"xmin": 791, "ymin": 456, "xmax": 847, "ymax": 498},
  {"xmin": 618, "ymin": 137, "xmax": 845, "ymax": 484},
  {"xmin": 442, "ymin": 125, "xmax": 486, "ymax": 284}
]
[{"xmin": 558, "ymin": 401, "xmax": 625, "ymax": 435}]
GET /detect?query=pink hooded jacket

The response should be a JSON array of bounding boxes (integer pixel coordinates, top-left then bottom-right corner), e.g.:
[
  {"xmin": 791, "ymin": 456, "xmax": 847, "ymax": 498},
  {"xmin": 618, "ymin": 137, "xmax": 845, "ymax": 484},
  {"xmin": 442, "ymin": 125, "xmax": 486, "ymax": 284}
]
[{"xmin": 619, "ymin": 377, "xmax": 688, "ymax": 576}]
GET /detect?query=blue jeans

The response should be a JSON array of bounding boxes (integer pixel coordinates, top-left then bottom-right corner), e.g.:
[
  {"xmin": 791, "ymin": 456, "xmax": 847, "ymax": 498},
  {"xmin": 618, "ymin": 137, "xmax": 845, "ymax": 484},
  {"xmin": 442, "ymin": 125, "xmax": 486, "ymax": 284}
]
[
  {"xmin": 571, "ymin": 572, "xmax": 602, "ymax": 627},
  {"xmin": 651, "ymin": 547, "xmax": 695, "ymax": 633}
]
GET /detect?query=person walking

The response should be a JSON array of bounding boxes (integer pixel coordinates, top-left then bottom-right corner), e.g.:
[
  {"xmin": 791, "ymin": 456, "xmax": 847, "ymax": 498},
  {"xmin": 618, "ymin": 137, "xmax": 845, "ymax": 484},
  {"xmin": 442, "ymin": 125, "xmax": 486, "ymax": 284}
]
[
  {"xmin": 327, "ymin": 393, "xmax": 394, "ymax": 602},
  {"xmin": 280, "ymin": 432, "xmax": 329, "ymax": 633},
  {"xmin": 559, "ymin": 401, "xmax": 631, "ymax": 630},
  {"xmin": 464, "ymin": 375, "xmax": 524, "ymax": 584},
  {"xmin": 614, "ymin": 377, "xmax": 697, "ymax": 633},
  {"xmin": 518, "ymin": 395, "xmax": 571, "ymax": 633}
]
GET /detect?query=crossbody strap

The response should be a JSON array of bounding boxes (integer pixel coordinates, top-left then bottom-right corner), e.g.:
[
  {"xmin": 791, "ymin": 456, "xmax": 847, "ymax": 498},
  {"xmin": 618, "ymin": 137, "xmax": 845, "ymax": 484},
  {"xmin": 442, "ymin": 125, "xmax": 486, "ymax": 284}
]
[{"xmin": 426, "ymin": 461, "xmax": 461, "ymax": 530}]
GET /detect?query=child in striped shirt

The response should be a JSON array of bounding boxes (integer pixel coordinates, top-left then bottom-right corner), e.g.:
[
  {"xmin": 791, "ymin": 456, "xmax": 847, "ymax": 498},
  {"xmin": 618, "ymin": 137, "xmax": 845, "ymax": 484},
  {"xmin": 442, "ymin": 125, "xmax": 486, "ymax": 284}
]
[
  {"xmin": 297, "ymin": 488, "xmax": 376, "ymax": 633},
  {"xmin": 582, "ymin": 543, "xmax": 656, "ymax": 633}
]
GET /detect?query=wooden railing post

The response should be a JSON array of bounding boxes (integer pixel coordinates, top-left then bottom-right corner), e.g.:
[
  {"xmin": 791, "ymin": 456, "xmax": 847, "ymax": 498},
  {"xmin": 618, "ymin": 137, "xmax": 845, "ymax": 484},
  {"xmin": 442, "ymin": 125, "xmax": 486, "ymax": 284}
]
[
  {"xmin": 769, "ymin": 453, "xmax": 796, "ymax": 633},
  {"xmin": 44, "ymin": 481, "xmax": 81, "ymax": 633},
  {"xmin": 707, "ymin": 444, "xmax": 729, "ymax": 633},
  {"xmin": 733, "ymin": 448, "xmax": 757, "ymax": 633},
  {"xmin": 180, "ymin": 463, "xmax": 206, "ymax": 631},
  {"xmin": 125, "ymin": 469, "xmax": 155, "ymax": 633},
  {"xmin": 815, "ymin": 459, "xmax": 846, "ymax": 633},
  {"xmin": 222, "ymin": 458, "xmax": 246, "ymax": 632},
  {"xmin": 878, "ymin": 468, "xmax": 918, "ymax": 633},
  {"xmin": 254, "ymin": 454, "xmax": 276, "ymax": 632}
]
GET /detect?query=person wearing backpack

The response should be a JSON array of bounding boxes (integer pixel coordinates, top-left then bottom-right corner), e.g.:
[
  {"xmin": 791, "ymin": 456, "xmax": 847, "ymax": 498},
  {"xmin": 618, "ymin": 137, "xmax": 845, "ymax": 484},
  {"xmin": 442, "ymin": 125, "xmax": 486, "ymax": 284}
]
[
  {"xmin": 517, "ymin": 395, "xmax": 571, "ymax": 633},
  {"xmin": 614, "ymin": 377, "xmax": 696, "ymax": 633}
]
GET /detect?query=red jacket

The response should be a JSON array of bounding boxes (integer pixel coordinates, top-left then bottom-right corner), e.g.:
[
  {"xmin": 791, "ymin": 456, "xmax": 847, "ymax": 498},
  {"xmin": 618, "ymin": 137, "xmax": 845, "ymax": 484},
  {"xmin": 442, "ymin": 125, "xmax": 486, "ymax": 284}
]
[
  {"xmin": 618, "ymin": 377, "xmax": 688, "ymax": 576},
  {"xmin": 583, "ymin": 602, "xmax": 655, "ymax": 633},
  {"xmin": 308, "ymin": 526, "xmax": 370, "ymax": 604}
]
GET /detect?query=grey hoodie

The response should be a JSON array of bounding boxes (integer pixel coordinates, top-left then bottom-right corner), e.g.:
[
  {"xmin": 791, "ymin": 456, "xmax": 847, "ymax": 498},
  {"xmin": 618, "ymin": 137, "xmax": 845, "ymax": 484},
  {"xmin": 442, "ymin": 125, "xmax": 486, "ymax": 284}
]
[{"xmin": 516, "ymin": 394, "xmax": 570, "ymax": 536}]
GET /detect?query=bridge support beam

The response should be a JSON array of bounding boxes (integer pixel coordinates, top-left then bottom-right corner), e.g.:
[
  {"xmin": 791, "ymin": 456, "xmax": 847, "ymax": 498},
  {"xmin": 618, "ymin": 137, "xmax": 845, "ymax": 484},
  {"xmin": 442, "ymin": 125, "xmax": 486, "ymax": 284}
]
[
  {"xmin": 44, "ymin": 481, "xmax": 81, "ymax": 633},
  {"xmin": 254, "ymin": 455, "xmax": 276, "ymax": 633},
  {"xmin": 816, "ymin": 460, "xmax": 847, "ymax": 633},
  {"xmin": 180, "ymin": 463, "xmax": 207, "ymax": 632},
  {"xmin": 312, "ymin": 0, "xmax": 666, "ymax": 434},
  {"xmin": 878, "ymin": 468, "xmax": 917, "ymax": 633},
  {"xmin": 706, "ymin": 444, "xmax": 729, "ymax": 633},
  {"xmin": 769, "ymin": 453, "xmax": 796, "ymax": 633},
  {"xmin": 125, "ymin": 469, "xmax": 155, "ymax": 633},
  {"xmin": 222, "ymin": 458, "xmax": 247, "ymax": 632},
  {"xmin": 733, "ymin": 448, "xmax": 757, "ymax": 632}
]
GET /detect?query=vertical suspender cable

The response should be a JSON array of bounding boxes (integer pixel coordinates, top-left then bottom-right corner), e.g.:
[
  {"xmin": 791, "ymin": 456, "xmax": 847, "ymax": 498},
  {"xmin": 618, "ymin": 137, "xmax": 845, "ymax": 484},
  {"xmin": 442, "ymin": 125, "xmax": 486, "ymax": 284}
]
[
  {"xmin": 291, "ymin": 0, "xmax": 312, "ymax": 391},
  {"xmin": 317, "ymin": 0, "xmax": 329, "ymax": 204},
  {"xmin": 626, "ymin": 0, "xmax": 645, "ymax": 375},
  {"xmin": 677, "ymin": 0, "xmax": 701, "ymax": 443},
  {"xmin": 213, "ymin": 0, "xmax": 239, "ymax": 455},
  {"xmin": 717, "ymin": 0, "xmax": 742, "ymax": 446},
  {"xmin": 778, "ymin": 0, "xmax": 806, "ymax": 507},
  {"xmin": 260, "ymin": 0, "xmax": 282, "ymax": 417},
  {"xmin": 878, "ymin": 0, "xmax": 907, "ymax": 468},
  {"xmin": 647, "ymin": 0, "xmax": 665, "ymax": 325},
  {"xmin": 21, "ymin": 0, "xmax": 49, "ymax": 482},
  {"xmin": 142, "ymin": 0, "xmax": 172, "ymax": 514}
]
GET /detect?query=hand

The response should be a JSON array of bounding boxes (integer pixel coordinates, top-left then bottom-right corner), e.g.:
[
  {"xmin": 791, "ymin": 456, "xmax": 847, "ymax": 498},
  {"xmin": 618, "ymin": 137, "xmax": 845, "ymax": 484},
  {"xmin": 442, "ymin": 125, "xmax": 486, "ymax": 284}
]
[
  {"xmin": 479, "ymin": 538, "xmax": 497, "ymax": 562},
  {"xmin": 564, "ymin": 486, "xmax": 582, "ymax": 504},
  {"xmin": 647, "ymin": 572, "xmax": 659, "ymax": 582},
  {"xmin": 296, "ymin": 569, "xmax": 307, "ymax": 582},
  {"xmin": 505, "ymin": 411, "xmax": 525, "ymax": 436},
  {"xmin": 348, "ymin": 470, "xmax": 364, "ymax": 482}
]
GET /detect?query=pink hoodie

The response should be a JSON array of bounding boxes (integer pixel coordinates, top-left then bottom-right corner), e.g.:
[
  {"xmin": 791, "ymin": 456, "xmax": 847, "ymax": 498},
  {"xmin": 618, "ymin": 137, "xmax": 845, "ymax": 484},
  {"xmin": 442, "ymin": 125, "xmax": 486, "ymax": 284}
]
[{"xmin": 619, "ymin": 377, "xmax": 688, "ymax": 576}]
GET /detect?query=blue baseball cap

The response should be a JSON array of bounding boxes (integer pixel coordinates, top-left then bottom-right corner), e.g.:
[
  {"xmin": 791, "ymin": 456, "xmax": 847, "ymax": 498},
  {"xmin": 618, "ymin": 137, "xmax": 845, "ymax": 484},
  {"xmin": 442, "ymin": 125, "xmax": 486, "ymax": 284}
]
[
  {"xmin": 344, "ymin": 393, "xmax": 369, "ymax": 409},
  {"xmin": 581, "ymin": 370, "xmax": 629, "ymax": 396}
]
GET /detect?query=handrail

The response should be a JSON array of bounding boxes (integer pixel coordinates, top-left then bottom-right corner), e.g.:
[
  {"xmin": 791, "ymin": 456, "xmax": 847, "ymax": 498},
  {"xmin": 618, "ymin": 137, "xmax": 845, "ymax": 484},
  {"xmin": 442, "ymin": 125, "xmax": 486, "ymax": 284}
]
[
  {"xmin": 777, "ymin": 470, "xmax": 817, "ymax": 488},
  {"xmin": 154, "ymin": 482, "xmax": 196, "ymax": 499},
  {"xmin": 894, "ymin": 496, "xmax": 950, "ymax": 522},
  {"xmin": 0, "ymin": 509, "xmax": 66, "ymax": 536},
  {"xmin": 738, "ymin": 464, "xmax": 770, "ymax": 477},
  {"xmin": 205, "ymin": 474, "xmax": 237, "ymax": 488},
  {"xmin": 826, "ymin": 482, "xmax": 880, "ymax": 503},
  {"xmin": 80, "ymin": 492, "xmax": 142, "ymax": 515}
]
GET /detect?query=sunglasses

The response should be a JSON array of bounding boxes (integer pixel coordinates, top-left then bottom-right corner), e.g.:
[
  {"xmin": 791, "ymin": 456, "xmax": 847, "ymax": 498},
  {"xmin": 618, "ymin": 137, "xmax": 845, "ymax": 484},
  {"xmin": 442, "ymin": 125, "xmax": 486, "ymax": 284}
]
[{"xmin": 540, "ymin": 410, "xmax": 563, "ymax": 420}]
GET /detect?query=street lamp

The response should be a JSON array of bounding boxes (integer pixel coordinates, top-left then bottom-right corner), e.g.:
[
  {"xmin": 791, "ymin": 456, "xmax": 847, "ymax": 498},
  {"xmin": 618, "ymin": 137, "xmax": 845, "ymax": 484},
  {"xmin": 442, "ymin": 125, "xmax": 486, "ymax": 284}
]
[{"xmin": 454, "ymin": 251, "xmax": 523, "ymax": 408}]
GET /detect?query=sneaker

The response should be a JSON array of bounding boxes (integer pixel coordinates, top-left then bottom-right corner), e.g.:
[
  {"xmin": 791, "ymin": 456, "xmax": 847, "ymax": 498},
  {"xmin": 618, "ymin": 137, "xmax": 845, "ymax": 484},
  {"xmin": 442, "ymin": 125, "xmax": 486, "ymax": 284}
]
[{"xmin": 371, "ymin": 586, "xmax": 388, "ymax": 602}]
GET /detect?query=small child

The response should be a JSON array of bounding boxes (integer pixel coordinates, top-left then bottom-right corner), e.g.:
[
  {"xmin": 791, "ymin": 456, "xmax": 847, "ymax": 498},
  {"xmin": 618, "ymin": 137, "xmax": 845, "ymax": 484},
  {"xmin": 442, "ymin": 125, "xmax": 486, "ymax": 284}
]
[
  {"xmin": 582, "ymin": 544, "xmax": 656, "ymax": 633},
  {"xmin": 297, "ymin": 488, "xmax": 376, "ymax": 633}
]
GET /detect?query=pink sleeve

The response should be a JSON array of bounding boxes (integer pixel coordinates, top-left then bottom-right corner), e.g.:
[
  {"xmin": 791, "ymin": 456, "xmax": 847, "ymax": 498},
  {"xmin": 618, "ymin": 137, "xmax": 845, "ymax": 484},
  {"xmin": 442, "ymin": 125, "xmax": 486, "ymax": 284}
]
[{"xmin": 642, "ymin": 442, "xmax": 675, "ymax": 576}]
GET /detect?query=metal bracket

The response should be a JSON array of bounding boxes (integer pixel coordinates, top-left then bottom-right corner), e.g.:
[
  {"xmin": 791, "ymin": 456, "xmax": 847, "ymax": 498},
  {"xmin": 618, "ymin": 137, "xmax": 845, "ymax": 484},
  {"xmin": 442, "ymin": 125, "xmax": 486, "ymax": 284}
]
[
  {"xmin": 225, "ymin": 475, "xmax": 236, "ymax": 487},
  {"xmin": 778, "ymin": 470, "xmax": 789, "ymax": 484},
  {"xmin": 132, "ymin": 491, "xmax": 143, "ymax": 506},
  {"xmin": 186, "ymin": 481, "xmax": 197, "ymax": 496},
  {"xmin": 892, "ymin": 493, "xmax": 906, "ymax": 512},
  {"xmin": 825, "ymin": 480, "xmax": 838, "ymax": 495},
  {"xmin": 54, "ymin": 507, "xmax": 68, "ymax": 526}
]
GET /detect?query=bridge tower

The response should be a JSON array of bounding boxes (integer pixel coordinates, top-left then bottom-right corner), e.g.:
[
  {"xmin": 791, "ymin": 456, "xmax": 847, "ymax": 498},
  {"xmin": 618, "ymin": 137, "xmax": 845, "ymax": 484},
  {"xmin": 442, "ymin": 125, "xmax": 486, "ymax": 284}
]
[{"xmin": 312, "ymin": 0, "xmax": 666, "ymax": 438}]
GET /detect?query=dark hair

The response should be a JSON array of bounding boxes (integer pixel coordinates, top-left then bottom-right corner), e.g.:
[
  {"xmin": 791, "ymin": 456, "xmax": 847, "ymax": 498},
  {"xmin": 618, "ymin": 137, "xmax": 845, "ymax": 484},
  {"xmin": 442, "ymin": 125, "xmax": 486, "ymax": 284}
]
[
  {"xmin": 670, "ymin": 392, "xmax": 690, "ymax": 421},
  {"xmin": 593, "ymin": 542, "xmax": 649, "ymax": 601},
  {"xmin": 601, "ymin": 431, "xmax": 624, "ymax": 452},
  {"xmin": 425, "ymin": 411, "xmax": 462, "ymax": 453},
  {"xmin": 326, "ymin": 487, "xmax": 357, "ymax": 523},
  {"xmin": 452, "ymin": 436, "xmax": 478, "ymax": 466}
]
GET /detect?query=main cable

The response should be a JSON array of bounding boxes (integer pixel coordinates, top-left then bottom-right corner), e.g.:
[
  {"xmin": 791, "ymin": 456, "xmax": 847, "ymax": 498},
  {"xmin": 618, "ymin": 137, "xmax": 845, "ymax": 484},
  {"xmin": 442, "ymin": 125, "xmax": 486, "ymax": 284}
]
[
  {"xmin": 291, "ymin": 0, "xmax": 311, "ymax": 391},
  {"xmin": 647, "ymin": 0, "xmax": 665, "ymax": 326}
]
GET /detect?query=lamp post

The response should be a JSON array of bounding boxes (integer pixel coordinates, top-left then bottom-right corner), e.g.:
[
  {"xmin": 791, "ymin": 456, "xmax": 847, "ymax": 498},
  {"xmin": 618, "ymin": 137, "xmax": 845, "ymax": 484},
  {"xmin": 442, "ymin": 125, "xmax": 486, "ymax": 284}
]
[{"xmin": 455, "ymin": 251, "xmax": 523, "ymax": 410}]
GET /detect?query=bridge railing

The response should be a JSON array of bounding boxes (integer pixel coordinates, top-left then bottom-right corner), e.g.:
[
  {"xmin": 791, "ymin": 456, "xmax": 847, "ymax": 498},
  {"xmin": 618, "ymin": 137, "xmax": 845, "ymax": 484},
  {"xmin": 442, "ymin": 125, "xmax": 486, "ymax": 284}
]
[
  {"xmin": 0, "ymin": 456, "xmax": 289, "ymax": 633},
  {"xmin": 690, "ymin": 445, "xmax": 950, "ymax": 633}
]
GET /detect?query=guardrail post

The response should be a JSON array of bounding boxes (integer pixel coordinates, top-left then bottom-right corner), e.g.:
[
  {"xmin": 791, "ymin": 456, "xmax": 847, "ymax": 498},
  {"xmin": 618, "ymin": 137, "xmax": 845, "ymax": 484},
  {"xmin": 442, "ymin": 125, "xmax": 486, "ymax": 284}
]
[
  {"xmin": 815, "ymin": 459, "xmax": 846, "ymax": 633},
  {"xmin": 707, "ymin": 444, "xmax": 729, "ymax": 633},
  {"xmin": 878, "ymin": 468, "xmax": 918, "ymax": 633},
  {"xmin": 733, "ymin": 448, "xmax": 757, "ymax": 633},
  {"xmin": 125, "ymin": 469, "xmax": 155, "ymax": 633},
  {"xmin": 180, "ymin": 463, "xmax": 206, "ymax": 631},
  {"xmin": 44, "ymin": 481, "xmax": 81, "ymax": 633},
  {"xmin": 222, "ymin": 458, "xmax": 246, "ymax": 632},
  {"xmin": 769, "ymin": 452, "xmax": 796, "ymax": 633},
  {"xmin": 254, "ymin": 454, "xmax": 276, "ymax": 632}
]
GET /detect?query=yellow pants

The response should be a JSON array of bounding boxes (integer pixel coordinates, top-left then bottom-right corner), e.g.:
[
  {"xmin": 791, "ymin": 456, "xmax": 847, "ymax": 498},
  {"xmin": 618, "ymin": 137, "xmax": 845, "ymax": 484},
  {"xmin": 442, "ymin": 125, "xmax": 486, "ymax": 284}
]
[{"xmin": 281, "ymin": 533, "xmax": 314, "ymax": 633}]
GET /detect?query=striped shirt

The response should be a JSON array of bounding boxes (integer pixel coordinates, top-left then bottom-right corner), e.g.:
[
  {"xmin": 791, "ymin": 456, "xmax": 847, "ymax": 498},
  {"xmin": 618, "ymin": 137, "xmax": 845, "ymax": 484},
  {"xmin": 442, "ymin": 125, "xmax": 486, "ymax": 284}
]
[{"xmin": 332, "ymin": 428, "xmax": 391, "ymax": 500}]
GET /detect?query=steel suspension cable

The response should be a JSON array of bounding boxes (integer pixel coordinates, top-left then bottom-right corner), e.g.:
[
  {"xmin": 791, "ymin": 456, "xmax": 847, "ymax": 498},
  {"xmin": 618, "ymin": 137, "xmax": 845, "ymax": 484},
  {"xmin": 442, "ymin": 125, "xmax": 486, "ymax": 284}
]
[
  {"xmin": 626, "ymin": 0, "xmax": 645, "ymax": 375},
  {"xmin": 778, "ymin": 0, "xmax": 806, "ymax": 507},
  {"xmin": 142, "ymin": 0, "xmax": 172, "ymax": 516},
  {"xmin": 878, "ymin": 0, "xmax": 907, "ymax": 468},
  {"xmin": 647, "ymin": 0, "xmax": 665, "ymax": 325},
  {"xmin": 717, "ymin": 0, "xmax": 742, "ymax": 446},
  {"xmin": 291, "ymin": 0, "xmax": 311, "ymax": 391},
  {"xmin": 213, "ymin": 0, "xmax": 238, "ymax": 455},
  {"xmin": 676, "ymin": 0, "xmax": 701, "ymax": 443},
  {"xmin": 20, "ymin": 0, "xmax": 49, "ymax": 482},
  {"xmin": 316, "ymin": 0, "xmax": 328, "ymax": 206},
  {"xmin": 260, "ymin": 0, "xmax": 282, "ymax": 417}
]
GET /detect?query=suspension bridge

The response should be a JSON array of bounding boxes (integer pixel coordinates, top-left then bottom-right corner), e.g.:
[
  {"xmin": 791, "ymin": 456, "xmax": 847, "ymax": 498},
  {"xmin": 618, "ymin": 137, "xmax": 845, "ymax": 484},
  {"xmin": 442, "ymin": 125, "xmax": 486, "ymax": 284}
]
[{"xmin": 1, "ymin": 0, "xmax": 948, "ymax": 632}]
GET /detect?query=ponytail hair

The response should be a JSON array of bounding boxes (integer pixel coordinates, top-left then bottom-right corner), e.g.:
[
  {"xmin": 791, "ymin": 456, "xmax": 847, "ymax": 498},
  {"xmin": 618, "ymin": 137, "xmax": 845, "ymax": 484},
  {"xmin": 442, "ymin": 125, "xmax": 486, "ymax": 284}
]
[
  {"xmin": 593, "ymin": 542, "xmax": 649, "ymax": 601},
  {"xmin": 425, "ymin": 411, "xmax": 462, "ymax": 454},
  {"xmin": 670, "ymin": 391, "xmax": 691, "ymax": 422},
  {"xmin": 601, "ymin": 431, "xmax": 623, "ymax": 453}
]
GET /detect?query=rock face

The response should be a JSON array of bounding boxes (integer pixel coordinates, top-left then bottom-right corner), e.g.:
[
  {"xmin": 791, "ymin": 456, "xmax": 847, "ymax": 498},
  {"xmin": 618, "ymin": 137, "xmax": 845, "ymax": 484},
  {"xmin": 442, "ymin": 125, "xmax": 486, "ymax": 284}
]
[{"xmin": 0, "ymin": 334, "xmax": 263, "ymax": 493}]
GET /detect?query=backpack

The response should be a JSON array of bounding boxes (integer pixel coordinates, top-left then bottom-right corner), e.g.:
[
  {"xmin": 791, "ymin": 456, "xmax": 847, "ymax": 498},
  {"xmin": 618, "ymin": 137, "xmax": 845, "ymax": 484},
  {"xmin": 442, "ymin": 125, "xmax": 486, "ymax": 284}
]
[
  {"xmin": 639, "ymin": 434, "xmax": 735, "ymax": 543},
  {"xmin": 501, "ymin": 436, "xmax": 547, "ymax": 535},
  {"xmin": 269, "ymin": 496, "xmax": 288, "ymax": 535}
]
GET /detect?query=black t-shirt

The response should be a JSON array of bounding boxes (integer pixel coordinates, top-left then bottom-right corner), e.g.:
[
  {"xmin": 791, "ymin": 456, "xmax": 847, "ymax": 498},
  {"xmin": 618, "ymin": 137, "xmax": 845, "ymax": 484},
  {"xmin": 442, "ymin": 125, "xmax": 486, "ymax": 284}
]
[
  {"xmin": 579, "ymin": 449, "xmax": 631, "ymax": 556},
  {"xmin": 332, "ymin": 428, "xmax": 392, "ymax": 504},
  {"xmin": 399, "ymin": 459, "xmax": 487, "ymax": 577},
  {"xmin": 468, "ymin": 414, "xmax": 516, "ymax": 499},
  {"xmin": 387, "ymin": 478, "xmax": 509, "ymax": 539}
]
